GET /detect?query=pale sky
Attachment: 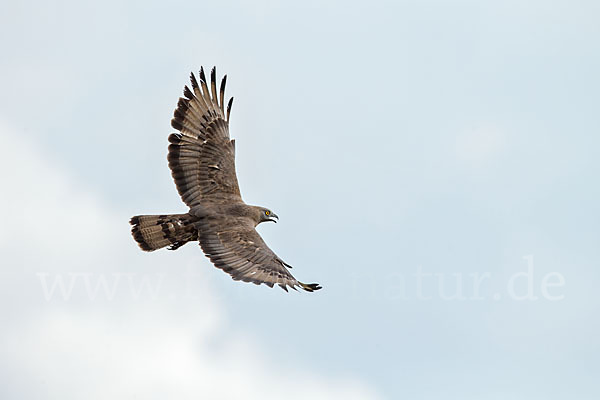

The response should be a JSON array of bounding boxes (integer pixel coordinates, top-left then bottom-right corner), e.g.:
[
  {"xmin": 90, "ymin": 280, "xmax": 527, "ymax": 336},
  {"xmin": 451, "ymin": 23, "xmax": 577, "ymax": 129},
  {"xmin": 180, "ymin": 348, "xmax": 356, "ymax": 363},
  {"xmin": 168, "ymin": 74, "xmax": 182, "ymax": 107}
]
[{"xmin": 1, "ymin": 1, "xmax": 599, "ymax": 399}]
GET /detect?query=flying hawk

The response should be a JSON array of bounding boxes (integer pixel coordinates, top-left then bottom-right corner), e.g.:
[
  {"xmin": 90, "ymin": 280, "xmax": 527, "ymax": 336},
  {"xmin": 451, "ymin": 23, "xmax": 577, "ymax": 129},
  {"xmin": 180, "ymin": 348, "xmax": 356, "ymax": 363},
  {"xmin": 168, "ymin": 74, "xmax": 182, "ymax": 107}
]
[{"xmin": 130, "ymin": 67, "xmax": 321, "ymax": 292}]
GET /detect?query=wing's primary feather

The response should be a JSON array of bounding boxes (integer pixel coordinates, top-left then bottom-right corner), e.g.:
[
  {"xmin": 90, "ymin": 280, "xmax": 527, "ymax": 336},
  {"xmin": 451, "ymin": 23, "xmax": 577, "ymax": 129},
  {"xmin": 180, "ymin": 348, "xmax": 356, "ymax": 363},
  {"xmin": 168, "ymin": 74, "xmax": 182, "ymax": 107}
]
[
  {"xmin": 169, "ymin": 69, "xmax": 239, "ymax": 207},
  {"xmin": 196, "ymin": 216, "xmax": 321, "ymax": 292},
  {"xmin": 219, "ymin": 75, "xmax": 227, "ymax": 114}
]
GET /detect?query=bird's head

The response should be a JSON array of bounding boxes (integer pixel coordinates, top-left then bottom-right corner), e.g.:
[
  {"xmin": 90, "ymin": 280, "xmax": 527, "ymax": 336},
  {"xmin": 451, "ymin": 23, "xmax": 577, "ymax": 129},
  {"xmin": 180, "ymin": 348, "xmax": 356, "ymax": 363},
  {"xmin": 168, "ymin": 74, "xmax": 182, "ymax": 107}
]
[{"xmin": 257, "ymin": 207, "xmax": 279, "ymax": 224}]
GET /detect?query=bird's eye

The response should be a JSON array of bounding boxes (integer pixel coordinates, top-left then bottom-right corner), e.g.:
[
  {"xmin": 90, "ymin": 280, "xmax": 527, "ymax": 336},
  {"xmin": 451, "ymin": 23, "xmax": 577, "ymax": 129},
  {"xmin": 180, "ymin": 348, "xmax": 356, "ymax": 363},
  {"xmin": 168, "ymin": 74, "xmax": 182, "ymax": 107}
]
[{"xmin": 265, "ymin": 210, "xmax": 270, "ymax": 216}]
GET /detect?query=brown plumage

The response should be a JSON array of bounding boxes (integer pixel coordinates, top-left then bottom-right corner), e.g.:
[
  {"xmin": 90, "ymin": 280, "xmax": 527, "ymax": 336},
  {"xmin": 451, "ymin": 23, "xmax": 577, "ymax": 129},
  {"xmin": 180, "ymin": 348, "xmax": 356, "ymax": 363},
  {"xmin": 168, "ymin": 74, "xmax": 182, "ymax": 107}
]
[{"xmin": 130, "ymin": 67, "xmax": 321, "ymax": 293}]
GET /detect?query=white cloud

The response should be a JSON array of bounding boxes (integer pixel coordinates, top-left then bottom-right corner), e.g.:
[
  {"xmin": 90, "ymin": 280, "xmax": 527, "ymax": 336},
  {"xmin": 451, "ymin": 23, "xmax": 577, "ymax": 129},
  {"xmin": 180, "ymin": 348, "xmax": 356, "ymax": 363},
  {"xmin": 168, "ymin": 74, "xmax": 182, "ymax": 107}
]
[
  {"xmin": 0, "ymin": 121, "xmax": 380, "ymax": 400},
  {"xmin": 7, "ymin": 306, "xmax": 377, "ymax": 400}
]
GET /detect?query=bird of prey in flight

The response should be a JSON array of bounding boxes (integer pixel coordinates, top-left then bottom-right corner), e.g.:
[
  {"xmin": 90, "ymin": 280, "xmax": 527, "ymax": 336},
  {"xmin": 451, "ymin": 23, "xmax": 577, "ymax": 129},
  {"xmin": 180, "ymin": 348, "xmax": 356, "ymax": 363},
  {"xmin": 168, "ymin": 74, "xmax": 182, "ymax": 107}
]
[{"xmin": 130, "ymin": 67, "xmax": 321, "ymax": 292}]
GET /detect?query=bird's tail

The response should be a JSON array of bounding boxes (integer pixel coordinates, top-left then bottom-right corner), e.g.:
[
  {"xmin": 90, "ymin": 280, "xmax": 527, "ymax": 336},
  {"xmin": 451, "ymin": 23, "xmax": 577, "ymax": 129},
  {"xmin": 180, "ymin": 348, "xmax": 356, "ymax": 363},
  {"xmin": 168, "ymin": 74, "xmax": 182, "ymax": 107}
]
[{"xmin": 129, "ymin": 213, "xmax": 198, "ymax": 251}]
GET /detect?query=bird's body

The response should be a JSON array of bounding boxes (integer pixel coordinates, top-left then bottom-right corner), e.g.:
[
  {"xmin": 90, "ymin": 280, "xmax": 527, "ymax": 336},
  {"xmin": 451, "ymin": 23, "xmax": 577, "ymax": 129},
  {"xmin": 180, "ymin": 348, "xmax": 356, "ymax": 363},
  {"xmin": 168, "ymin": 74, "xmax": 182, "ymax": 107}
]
[{"xmin": 130, "ymin": 67, "xmax": 321, "ymax": 292}]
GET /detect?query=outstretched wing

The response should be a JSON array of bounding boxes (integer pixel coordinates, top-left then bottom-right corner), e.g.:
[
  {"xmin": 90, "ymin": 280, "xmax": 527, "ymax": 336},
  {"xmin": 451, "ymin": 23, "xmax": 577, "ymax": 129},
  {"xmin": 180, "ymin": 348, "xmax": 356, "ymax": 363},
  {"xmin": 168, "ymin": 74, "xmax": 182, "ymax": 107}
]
[
  {"xmin": 168, "ymin": 67, "xmax": 241, "ymax": 208},
  {"xmin": 196, "ymin": 216, "xmax": 321, "ymax": 292}
]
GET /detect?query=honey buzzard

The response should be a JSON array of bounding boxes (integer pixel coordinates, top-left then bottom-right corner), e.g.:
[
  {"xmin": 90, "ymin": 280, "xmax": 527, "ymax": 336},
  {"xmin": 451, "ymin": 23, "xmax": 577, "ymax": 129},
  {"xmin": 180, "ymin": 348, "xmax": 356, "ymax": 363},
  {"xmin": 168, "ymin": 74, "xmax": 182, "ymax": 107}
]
[{"xmin": 130, "ymin": 67, "xmax": 321, "ymax": 292}]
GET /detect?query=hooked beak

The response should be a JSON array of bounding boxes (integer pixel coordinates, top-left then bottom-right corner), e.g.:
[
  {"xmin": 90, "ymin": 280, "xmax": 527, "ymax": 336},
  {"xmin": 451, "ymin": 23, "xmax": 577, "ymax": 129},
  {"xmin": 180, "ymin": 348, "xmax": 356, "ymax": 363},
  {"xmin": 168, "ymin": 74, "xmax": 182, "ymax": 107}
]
[{"xmin": 268, "ymin": 213, "xmax": 279, "ymax": 223}]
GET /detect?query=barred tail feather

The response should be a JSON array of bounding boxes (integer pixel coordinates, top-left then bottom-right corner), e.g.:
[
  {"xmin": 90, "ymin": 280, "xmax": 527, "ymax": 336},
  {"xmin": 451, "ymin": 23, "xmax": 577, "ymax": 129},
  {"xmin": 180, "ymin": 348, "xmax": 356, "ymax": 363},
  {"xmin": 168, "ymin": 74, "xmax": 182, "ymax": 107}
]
[{"xmin": 129, "ymin": 213, "xmax": 198, "ymax": 252}]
